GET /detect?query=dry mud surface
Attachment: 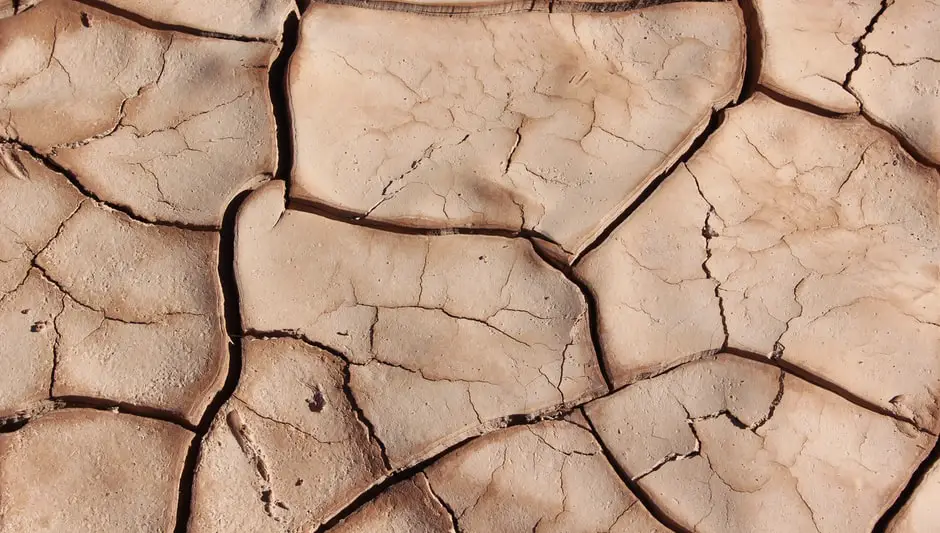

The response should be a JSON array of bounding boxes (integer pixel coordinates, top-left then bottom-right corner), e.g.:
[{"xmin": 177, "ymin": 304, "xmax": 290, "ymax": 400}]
[{"xmin": 0, "ymin": 1, "xmax": 938, "ymax": 532}]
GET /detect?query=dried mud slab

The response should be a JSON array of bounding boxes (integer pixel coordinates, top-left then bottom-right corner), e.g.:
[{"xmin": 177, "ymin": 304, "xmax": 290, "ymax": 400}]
[
  {"xmin": 320, "ymin": 0, "xmax": 709, "ymax": 15},
  {"xmin": 37, "ymin": 202, "xmax": 226, "ymax": 424},
  {"xmin": 575, "ymin": 161, "xmax": 724, "ymax": 386},
  {"xmin": 327, "ymin": 474, "xmax": 453, "ymax": 533},
  {"xmin": 331, "ymin": 420, "xmax": 668, "ymax": 532},
  {"xmin": 0, "ymin": 146, "xmax": 226, "ymax": 424},
  {"xmin": 423, "ymin": 420, "xmax": 668, "ymax": 532},
  {"xmin": 0, "ymin": 409, "xmax": 190, "ymax": 532},
  {"xmin": 288, "ymin": 2, "xmax": 744, "ymax": 257},
  {"xmin": 582, "ymin": 93, "xmax": 940, "ymax": 430},
  {"xmin": 0, "ymin": 271, "xmax": 62, "ymax": 418},
  {"xmin": 0, "ymin": 146, "xmax": 82, "ymax": 417},
  {"xmin": 101, "ymin": 0, "xmax": 294, "ymax": 40},
  {"xmin": 0, "ymin": 0, "xmax": 276, "ymax": 226},
  {"xmin": 190, "ymin": 337, "xmax": 387, "ymax": 533},
  {"xmin": 236, "ymin": 181, "xmax": 604, "ymax": 467},
  {"xmin": 585, "ymin": 355, "xmax": 935, "ymax": 533},
  {"xmin": 692, "ymin": 94, "xmax": 940, "ymax": 431},
  {"xmin": 849, "ymin": 0, "xmax": 940, "ymax": 165},
  {"xmin": 888, "ymin": 461, "xmax": 940, "ymax": 533},
  {"xmin": 753, "ymin": 0, "xmax": 881, "ymax": 113}
]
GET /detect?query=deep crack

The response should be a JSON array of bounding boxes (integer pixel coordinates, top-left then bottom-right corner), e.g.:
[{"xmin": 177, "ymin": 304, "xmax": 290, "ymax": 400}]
[{"xmin": 843, "ymin": 0, "xmax": 891, "ymax": 90}]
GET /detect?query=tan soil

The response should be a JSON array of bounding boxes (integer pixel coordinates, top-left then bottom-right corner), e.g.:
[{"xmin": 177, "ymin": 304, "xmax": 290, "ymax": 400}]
[{"xmin": 0, "ymin": 0, "xmax": 937, "ymax": 532}]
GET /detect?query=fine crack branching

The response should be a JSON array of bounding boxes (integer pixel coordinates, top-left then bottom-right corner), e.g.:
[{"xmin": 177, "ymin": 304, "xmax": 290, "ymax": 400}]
[
  {"xmin": 4, "ymin": 2, "xmax": 934, "ymax": 533},
  {"xmin": 722, "ymin": 348, "xmax": 932, "ymax": 435},
  {"xmin": 528, "ymin": 238, "xmax": 615, "ymax": 394},
  {"xmin": 572, "ymin": 109, "xmax": 727, "ymax": 265},
  {"xmin": 2, "ymin": 139, "xmax": 219, "ymax": 232},
  {"xmin": 582, "ymin": 408, "xmax": 693, "ymax": 533},
  {"xmin": 242, "ymin": 329, "xmax": 393, "ymax": 471},
  {"xmin": 688, "ymin": 167, "xmax": 729, "ymax": 348}
]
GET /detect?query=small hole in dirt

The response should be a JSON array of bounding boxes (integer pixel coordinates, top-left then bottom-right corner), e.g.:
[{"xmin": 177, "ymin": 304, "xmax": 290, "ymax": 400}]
[{"xmin": 80, "ymin": 12, "xmax": 90, "ymax": 28}]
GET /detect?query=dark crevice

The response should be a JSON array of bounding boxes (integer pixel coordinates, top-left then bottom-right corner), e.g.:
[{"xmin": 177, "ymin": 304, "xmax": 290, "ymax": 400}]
[
  {"xmin": 750, "ymin": 369, "xmax": 785, "ymax": 432},
  {"xmin": 0, "ymin": 399, "xmax": 194, "ymax": 433},
  {"xmin": 242, "ymin": 328, "xmax": 585, "ymax": 470},
  {"xmin": 756, "ymin": 85, "xmax": 850, "ymax": 119},
  {"xmin": 528, "ymin": 240, "xmax": 614, "ymax": 394},
  {"xmin": 271, "ymin": 13, "xmax": 300, "ymax": 194},
  {"xmin": 721, "ymin": 347, "xmax": 932, "ymax": 434},
  {"xmin": 72, "ymin": 0, "xmax": 274, "ymax": 42},
  {"xmin": 570, "ymin": 0, "xmax": 772, "ymax": 267},
  {"xmin": 241, "ymin": 329, "xmax": 393, "ymax": 471},
  {"xmin": 315, "ymin": 0, "xmax": 708, "ymax": 15},
  {"xmin": 690, "ymin": 182, "xmax": 728, "ymax": 347},
  {"xmin": 0, "ymin": 416, "xmax": 30, "ymax": 433},
  {"xmin": 288, "ymin": 196, "xmax": 570, "ymax": 252},
  {"xmin": 424, "ymin": 475, "xmax": 463, "ymax": 533},
  {"xmin": 843, "ymin": 0, "xmax": 890, "ymax": 90},
  {"xmin": 736, "ymin": 0, "xmax": 762, "ymax": 101},
  {"xmin": 554, "ymin": 0, "xmax": 721, "ymax": 13},
  {"xmin": 52, "ymin": 397, "xmax": 196, "ymax": 430},
  {"xmin": 3, "ymin": 139, "xmax": 219, "ymax": 232},
  {"xmin": 581, "ymin": 408, "xmax": 692, "ymax": 533},
  {"xmin": 312, "ymin": 437, "xmax": 476, "ymax": 532},
  {"xmin": 341, "ymin": 361, "xmax": 393, "ymax": 471},
  {"xmin": 573, "ymin": 109, "xmax": 726, "ymax": 265},
  {"xmin": 834, "ymin": 1, "xmax": 940, "ymax": 170},
  {"xmin": 313, "ymin": 405, "xmax": 579, "ymax": 532},
  {"xmin": 172, "ymin": 188, "xmax": 254, "ymax": 533},
  {"xmin": 746, "ymin": 3, "xmax": 938, "ymax": 172},
  {"xmin": 0, "ymin": 401, "xmax": 61, "ymax": 433},
  {"xmin": 170, "ymin": 13, "xmax": 303, "ymax": 529},
  {"xmin": 873, "ymin": 438, "xmax": 940, "ymax": 532},
  {"xmin": 855, "ymin": 108, "xmax": 940, "ymax": 171},
  {"xmin": 602, "ymin": 349, "xmax": 932, "ymax": 436}
]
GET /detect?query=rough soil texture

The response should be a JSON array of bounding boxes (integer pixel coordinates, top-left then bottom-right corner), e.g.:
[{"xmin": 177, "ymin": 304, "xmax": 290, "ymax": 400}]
[
  {"xmin": 586, "ymin": 355, "xmax": 932, "ymax": 533},
  {"xmin": 0, "ymin": 0, "xmax": 937, "ymax": 532},
  {"xmin": 288, "ymin": 2, "xmax": 745, "ymax": 259},
  {"xmin": 0, "ymin": 409, "xmax": 190, "ymax": 532}
]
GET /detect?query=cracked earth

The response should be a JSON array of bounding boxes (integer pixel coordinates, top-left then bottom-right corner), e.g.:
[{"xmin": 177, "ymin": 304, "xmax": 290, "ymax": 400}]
[{"xmin": 0, "ymin": 0, "xmax": 937, "ymax": 532}]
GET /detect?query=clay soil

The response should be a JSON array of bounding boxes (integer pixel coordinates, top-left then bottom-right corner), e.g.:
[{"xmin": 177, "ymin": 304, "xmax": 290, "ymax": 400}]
[{"xmin": 0, "ymin": 0, "xmax": 938, "ymax": 532}]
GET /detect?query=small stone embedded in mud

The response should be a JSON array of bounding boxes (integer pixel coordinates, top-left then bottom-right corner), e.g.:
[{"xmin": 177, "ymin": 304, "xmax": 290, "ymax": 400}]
[{"xmin": 307, "ymin": 389, "xmax": 326, "ymax": 413}]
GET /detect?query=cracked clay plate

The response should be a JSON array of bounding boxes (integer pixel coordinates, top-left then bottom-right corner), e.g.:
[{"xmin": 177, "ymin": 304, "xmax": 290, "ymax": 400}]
[{"xmin": 0, "ymin": 0, "xmax": 938, "ymax": 532}]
